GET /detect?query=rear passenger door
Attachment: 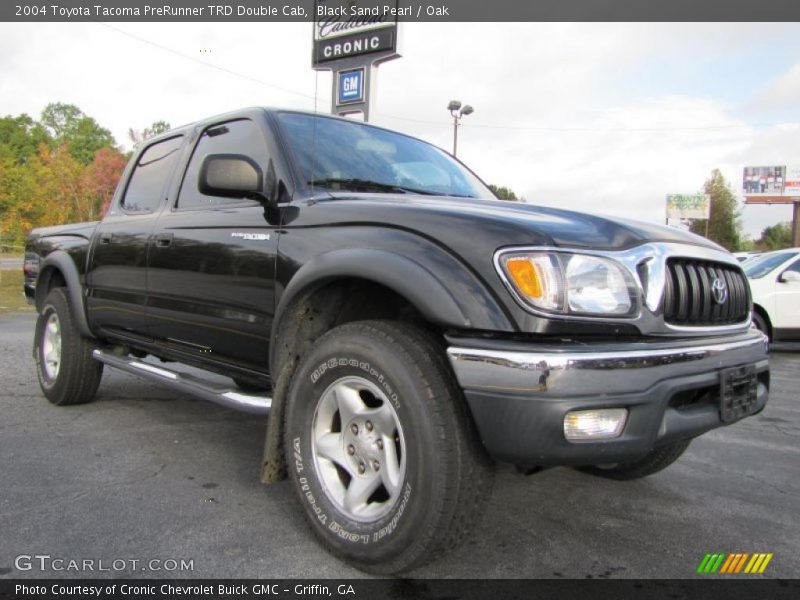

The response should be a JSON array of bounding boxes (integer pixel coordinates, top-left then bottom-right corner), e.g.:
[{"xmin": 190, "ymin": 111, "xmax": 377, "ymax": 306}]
[
  {"xmin": 147, "ymin": 119, "xmax": 278, "ymax": 370},
  {"xmin": 86, "ymin": 135, "xmax": 184, "ymax": 340}
]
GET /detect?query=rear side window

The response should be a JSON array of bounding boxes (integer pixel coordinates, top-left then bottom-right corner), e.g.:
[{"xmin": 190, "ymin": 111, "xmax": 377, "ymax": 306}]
[
  {"xmin": 121, "ymin": 136, "xmax": 183, "ymax": 212},
  {"xmin": 177, "ymin": 119, "xmax": 269, "ymax": 209},
  {"xmin": 785, "ymin": 259, "xmax": 800, "ymax": 275}
]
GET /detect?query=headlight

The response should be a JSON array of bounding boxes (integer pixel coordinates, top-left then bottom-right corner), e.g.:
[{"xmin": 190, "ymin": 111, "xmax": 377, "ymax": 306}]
[{"xmin": 496, "ymin": 250, "xmax": 638, "ymax": 317}]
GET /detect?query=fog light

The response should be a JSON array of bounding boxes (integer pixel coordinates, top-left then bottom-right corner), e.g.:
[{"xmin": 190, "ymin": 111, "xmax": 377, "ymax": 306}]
[{"xmin": 564, "ymin": 409, "xmax": 628, "ymax": 441}]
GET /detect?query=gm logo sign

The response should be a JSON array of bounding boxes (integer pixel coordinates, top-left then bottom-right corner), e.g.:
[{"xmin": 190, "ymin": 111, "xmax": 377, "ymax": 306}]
[{"xmin": 337, "ymin": 68, "xmax": 364, "ymax": 105}]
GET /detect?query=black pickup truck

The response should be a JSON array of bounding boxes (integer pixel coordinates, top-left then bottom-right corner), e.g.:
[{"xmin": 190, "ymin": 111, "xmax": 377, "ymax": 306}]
[{"xmin": 24, "ymin": 108, "xmax": 769, "ymax": 574}]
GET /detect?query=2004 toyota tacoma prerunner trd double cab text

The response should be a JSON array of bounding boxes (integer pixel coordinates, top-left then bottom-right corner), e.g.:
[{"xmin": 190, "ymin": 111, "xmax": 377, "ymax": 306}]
[{"xmin": 23, "ymin": 108, "xmax": 770, "ymax": 574}]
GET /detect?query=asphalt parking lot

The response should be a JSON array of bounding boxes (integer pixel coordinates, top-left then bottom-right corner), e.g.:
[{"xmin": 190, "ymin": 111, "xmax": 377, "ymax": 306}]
[{"xmin": 0, "ymin": 312, "xmax": 798, "ymax": 579}]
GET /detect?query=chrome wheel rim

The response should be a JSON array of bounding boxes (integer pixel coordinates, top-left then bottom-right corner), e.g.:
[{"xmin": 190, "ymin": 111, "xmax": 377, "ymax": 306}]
[
  {"xmin": 311, "ymin": 376, "xmax": 406, "ymax": 523},
  {"xmin": 42, "ymin": 312, "xmax": 62, "ymax": 380}
]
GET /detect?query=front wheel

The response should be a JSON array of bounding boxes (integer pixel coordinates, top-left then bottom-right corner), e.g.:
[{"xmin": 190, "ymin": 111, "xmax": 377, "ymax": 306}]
[
  {"xmin": 34, "ymin": 287, "xmax": 103, "ymax": 406},
  {"xmin": 284, "ymin": 320, "xmax": 492, "ymax": 574},
  {"xmin": 577, "ymin": 439, "xmax": 691, "ymax": 480}
]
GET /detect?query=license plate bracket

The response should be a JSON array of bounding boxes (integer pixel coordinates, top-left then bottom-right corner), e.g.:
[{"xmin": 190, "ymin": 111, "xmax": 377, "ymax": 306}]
[{"xmin": 719, "ymin": 365, "xmax": 758, "ymax": 423}]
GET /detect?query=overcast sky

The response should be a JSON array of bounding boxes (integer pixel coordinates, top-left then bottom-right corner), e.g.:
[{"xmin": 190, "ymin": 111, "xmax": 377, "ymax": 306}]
[{"xmin": 2, "ymin": 21, "xmax": 799, "ymax": 237}]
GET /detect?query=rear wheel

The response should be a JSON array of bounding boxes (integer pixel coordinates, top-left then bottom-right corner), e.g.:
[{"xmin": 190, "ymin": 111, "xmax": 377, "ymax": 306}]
[
  {"xmin": 34, "ymin": 287, "xmax": 103, "ymax": 406},
  {"xmin": 577, "ymin": 439, "xmax": 691, "ymax": 480},
  {"xmin": 284, "ymin": 320, "xmax": 492, "ymax": 574}
]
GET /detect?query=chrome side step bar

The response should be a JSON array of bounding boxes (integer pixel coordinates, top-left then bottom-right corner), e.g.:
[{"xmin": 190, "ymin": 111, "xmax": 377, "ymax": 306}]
[{"xmin": 92, "ymin": 349, "xmax": 272, "ymax": 415}]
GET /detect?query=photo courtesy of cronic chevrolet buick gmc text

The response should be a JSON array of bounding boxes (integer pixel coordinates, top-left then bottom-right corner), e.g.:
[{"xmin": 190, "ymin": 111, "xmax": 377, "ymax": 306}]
[{"xmin": 23, "ymin": 108, "xmax": 769, "ymax": 574}]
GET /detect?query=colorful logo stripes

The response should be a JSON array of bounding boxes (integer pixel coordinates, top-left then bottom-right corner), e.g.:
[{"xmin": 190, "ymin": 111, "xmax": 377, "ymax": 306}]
[{"xmin": 697, "ymin": 552, "xmax": 773, "ymax": 574}]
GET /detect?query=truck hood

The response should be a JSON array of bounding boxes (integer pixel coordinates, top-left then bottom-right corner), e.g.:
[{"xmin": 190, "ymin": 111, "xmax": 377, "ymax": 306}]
[{"xmin": 318, "ymin": 193, "xmax": 724, "ymax": 252}]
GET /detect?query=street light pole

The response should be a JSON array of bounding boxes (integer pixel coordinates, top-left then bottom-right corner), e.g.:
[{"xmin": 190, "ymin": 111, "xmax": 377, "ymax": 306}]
[
  {"xmin": 452, "ymin": 113, "xmax": 459, "ymax": 156},
  {"xmin": 447, "ymin": 100, "xmax": 474, "ymax": 157}
]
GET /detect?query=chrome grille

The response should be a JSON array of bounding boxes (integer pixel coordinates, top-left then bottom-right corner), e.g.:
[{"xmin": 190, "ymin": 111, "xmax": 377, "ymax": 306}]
[{"xmin": 663, "ymin": 259, "xmax": 750, "ymax": 326}]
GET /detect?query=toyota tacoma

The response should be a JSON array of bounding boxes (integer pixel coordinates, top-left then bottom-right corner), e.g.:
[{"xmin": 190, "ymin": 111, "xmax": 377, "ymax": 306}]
[{"xmin": 23, "ymin": 108, "xmax": 769, "ymax": 574}]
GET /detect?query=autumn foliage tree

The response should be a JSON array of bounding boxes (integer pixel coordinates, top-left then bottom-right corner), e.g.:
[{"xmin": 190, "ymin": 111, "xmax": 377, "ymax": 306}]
[
  {"xmin": 83, "ymin": 147, "xmax": 129, "ymax": 216},
  {"xmin": 0, "ymin": 104, "xmax": 137, "ymax": 248}
]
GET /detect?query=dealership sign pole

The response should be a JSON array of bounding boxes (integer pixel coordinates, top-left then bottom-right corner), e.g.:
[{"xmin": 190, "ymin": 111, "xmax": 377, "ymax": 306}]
[
  {"xmin": 312, "ymin": 0, "xmax": 401, "ymax": 121},
  {"xmin": 742, "ymin": 166, "xmax": 800, "ymax": 247}
]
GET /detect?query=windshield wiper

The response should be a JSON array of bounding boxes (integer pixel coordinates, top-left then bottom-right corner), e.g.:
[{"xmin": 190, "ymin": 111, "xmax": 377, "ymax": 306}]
[{"xmin": 308, "ymin": 178, "xmax": 440, "ymax": 196}]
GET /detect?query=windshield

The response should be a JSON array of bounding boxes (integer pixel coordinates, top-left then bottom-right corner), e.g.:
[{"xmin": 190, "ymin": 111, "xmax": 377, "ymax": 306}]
[
  {"xmin": 743, "ymin": 251, "xmax": 798, "ymax": 279},
  {"xmin": 277, "ymin": 113, "xmax": 492, "ymax": 198}
]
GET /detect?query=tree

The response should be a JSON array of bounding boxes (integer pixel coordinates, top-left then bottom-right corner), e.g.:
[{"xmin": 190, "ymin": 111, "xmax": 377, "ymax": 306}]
[
  {"xmin": 0, "ymin": 144, "xmax": 76, "ymax": 243},
  {"xmin": 128, "ymin": 120, "xmax": 171, "ymax": 147},
  {"xmin": 0, "ymin": 114, "xmax": 51, "ymax": 163},
  {"xmin": 689, "ymin": 169, "xmax": 742, "ymax": 251},
  {"xmin": 40, "ymin": 103, "xmax": 115, "ymax": 164},
  {"xmin": 489, "ymin": 184, "xmax": 519, "ymax": 201},
  {"xmin": 756, "ymin": 222, "xmax": 792, "ymax": 251},
  {"xmin": 0, "ymin": 105, "xmax": 124, "ymax": 245},
  {"xmin": 82, "ymin": 147, "xmax": 128, "ymax": 217}
]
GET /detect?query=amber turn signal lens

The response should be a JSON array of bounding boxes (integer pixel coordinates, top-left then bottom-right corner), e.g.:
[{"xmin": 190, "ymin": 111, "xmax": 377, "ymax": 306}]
[{"xmin": 505, "ymin": 258, "xmax": 543, "ymax": 299}]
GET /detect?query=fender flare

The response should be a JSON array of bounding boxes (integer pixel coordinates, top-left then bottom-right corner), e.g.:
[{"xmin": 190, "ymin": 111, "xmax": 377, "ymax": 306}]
[
  {"xmin": 36, "ymin": 251, "xmax": 93, "ymax": 339},
  {"xmin": 269, "ymin": 247, "xmax": 512, "ymax": 371}
]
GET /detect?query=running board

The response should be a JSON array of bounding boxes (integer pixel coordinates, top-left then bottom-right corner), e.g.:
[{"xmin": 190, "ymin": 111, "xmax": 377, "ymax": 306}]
[{"xmin": 92, "ymin": 349, "xmax": 271, "ymax": 415}]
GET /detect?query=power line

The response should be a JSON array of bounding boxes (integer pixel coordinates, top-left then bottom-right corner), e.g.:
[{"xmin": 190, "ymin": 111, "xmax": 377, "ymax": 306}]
[
  {"xmin": 99, "ymin": 23, "xmax": 800, "ymax": 135},
  {"xmin": 99, "ymin": 22, "xmax": 318, "ymax": 102}
]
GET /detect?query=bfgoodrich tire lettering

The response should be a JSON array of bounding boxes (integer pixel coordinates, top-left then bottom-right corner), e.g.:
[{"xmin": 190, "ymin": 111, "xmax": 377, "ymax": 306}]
[
  {"xmin": 284, "ymin": 320, "xmax": 492, "ymax": 574},
  {"xmin": 34, "ymin": 287, "xmax": 103, "ymax": 406}
]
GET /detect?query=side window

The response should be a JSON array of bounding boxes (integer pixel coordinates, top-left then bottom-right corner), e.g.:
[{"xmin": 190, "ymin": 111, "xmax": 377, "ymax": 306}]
[
  {"xmin": 785, "ymin": 258, "xmax": 800, "ymax": 275},
  {"xmin": 121, "ymin": 136, "xmax": 183, "ymax": 213},
  {"xmin": 177, "ymin": 119, "xmax": 269, "ymax": 209}
]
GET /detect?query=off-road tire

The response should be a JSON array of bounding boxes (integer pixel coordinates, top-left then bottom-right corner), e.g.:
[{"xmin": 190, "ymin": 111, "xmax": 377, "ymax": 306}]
[
  {"xmin": 34, "ymin": 287, "xmax": 103, "ymax": 406},
  {"xmin": 284, "ymin": 320, "xmax": 492, "ymax": 575},
  {"xmin": 578, "ymin": 439, "xmax": 691, "ymax": 480}
]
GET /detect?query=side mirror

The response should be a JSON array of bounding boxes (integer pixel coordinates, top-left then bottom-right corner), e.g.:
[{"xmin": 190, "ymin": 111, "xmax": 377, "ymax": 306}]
[
  {"xmin": 778, "ymin": 270, "xmax": 800, "ymax": 283},
  {"xmin": 199, "ymin": 154, "xmax": 268, "ymax": 202}
]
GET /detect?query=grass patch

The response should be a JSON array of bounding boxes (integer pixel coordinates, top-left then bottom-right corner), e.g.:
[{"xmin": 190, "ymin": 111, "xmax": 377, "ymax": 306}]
[{"xmin": 0, "ymin": 269, "xmax": 34, "ymax": 314}]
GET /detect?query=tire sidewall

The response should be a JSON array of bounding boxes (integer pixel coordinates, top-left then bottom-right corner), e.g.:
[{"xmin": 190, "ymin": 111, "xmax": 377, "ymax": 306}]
[
  {"xmin": 35, "ymin": 298, "xmax": 63, "ymax": 393},
  {"xmin": 285, "ymin": 329, "xmax": 444, "ymax": 567}
]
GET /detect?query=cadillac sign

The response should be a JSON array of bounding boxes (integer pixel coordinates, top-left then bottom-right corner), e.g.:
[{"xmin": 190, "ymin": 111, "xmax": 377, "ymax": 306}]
[{"xmin": 313, "ymin": 0, "xmax": 399, "ymax": 66}]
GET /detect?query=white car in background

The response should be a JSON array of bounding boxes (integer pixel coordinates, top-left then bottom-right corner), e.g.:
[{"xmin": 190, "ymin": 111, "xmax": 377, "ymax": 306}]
[
  {"xmin": 734, "ymin": 251, "xmax": 760, "ymax": 263},
  {"xmin": 744, "ymin": 248, "xmax": 800, "ymax": 341}
]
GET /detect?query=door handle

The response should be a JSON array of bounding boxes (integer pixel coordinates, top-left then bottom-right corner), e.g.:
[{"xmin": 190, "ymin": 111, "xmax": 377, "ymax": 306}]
[
  {"xmin": 99, "ymin": 233, "xmax": 113, "ymax": 244},
  {"xmin": 154, "ymin": 233, "xmax": 174, "ymax": 247}
]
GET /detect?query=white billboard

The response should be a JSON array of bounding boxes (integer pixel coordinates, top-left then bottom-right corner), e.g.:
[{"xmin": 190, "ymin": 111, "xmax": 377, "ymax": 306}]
[
  {"xmin": 784, "ymin": 166, "xmax": 800, "ymax": 196},
  {"xmin": 666, "ymin": 194, "xmax": 710, "ymax": 220},
  {"xmin": 743, "ymin": 165, "xmax": 786, "ymax": 195}
]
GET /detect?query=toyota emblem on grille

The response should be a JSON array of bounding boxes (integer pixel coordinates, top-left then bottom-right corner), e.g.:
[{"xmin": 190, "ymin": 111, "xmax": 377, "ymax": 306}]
[{"xmin": 711, "ymin": 277, "xmax": 728, "ymax": 304}]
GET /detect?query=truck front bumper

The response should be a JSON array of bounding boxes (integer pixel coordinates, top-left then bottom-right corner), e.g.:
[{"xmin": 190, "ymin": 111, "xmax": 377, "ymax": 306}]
[{"xmin": 446, "ymin": 330, "xmax": 769, "ymax": 466}]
